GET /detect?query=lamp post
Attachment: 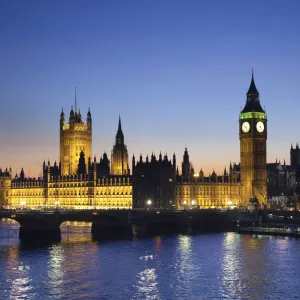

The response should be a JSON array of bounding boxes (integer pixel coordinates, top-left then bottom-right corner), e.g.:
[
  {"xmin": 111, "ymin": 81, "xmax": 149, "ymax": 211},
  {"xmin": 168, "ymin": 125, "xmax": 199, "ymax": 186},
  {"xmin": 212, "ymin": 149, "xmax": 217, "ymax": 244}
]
[
  {"xmin": 147, "ymin": 199, "xmax": 152, "ymax": 210},
  {"xmin": 55, "ymin": 200, "xmax": 59, "ymax": 210},
  {"xmin": 183, "ymin": 200, "xmax": 187, "ymax": 210}
]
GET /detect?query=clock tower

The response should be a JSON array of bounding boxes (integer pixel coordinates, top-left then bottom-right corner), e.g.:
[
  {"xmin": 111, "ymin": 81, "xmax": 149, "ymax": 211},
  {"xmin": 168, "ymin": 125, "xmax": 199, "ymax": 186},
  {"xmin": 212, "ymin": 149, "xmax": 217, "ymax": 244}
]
[{"xmin": 239, "ymin": 73, "xmax": 267, "ymax": 206}]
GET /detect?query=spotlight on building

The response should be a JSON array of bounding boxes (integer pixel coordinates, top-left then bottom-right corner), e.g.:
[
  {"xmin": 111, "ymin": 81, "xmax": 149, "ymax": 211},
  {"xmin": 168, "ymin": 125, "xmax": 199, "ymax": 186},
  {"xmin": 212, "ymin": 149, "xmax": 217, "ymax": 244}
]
[
  {"xmin": 55, "ymin": 201, "xmax": 59, "ymax": 210},
  {"xmin": 227, "ymin": 200, "xmax": 233, "ymax": 209},
  {"xmin": 20, "ymin": 200, "xmax": 26, "ymax": 209}
]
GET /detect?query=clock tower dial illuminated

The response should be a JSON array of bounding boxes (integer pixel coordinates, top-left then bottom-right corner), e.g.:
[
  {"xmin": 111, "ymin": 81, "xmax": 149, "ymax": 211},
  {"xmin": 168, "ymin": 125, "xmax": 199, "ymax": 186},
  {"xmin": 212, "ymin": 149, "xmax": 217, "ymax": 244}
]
[
  {"xmin": 242, "ymin": 121, "xmax": 250, "ymax": 133},
  {"xmin": 256, "ymin": 121, "xmax": 264, "ymax": 133},
  {"xmin": 239, "ymin": 72, "xmax": 267, "ymax": 206}
]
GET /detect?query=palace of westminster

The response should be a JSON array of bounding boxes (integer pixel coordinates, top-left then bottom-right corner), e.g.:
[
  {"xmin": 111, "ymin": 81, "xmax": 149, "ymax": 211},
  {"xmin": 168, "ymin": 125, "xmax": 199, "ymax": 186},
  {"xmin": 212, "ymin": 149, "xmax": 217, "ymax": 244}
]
[{"xmin": 1, "ymin": 75, "xmax": 299, "ymax": 210}]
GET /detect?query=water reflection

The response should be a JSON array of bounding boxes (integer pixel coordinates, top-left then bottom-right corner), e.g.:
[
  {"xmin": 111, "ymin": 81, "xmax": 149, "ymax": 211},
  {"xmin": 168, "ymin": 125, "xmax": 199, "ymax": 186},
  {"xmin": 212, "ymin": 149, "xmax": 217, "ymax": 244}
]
[
  {"xmin": 154, "ymin": 235, "xmax": 162, "ymax": 253},
  {"xmin": 170, "ymin": 235, "xmax": 199, "ymax": 299},
  {"xmin": 220, "ymin": 233, "xmax": 243, "ymax": 298},
  {"xmin": 47, "ymin": 245, "xmax": 64, "ymax": 299},
  {"xmin": 134, "ymin": 268, "xmax": 162, "ymax": 300},
  {"xmin": 6, "ymin": 246, "xmax": 34, "ymax": 299},
  {"xmin": 1, "ymin": 219, "xmax": 300, "ymax": 299},
  {"xmin": 239, "ymin": 235, "xmax": 271, "ymax": 300}
]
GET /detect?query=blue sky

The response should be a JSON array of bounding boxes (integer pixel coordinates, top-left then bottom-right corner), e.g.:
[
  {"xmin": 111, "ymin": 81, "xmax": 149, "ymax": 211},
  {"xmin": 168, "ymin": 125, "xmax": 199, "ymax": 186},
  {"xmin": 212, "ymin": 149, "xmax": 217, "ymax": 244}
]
[{"xmin": 0, "ymin": 0, "xmax": 300, "ymax": 177}]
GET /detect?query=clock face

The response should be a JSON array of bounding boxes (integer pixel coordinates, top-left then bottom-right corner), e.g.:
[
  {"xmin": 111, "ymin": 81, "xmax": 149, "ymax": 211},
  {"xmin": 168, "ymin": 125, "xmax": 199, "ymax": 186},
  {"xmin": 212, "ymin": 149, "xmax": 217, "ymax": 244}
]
[
  {"xmin": 256, "ymin": 121, "xmax": 264, "ymax": 133},
  {"xmin": 242, "ymin": 121, "xmax": 250, "ymax": 133}
]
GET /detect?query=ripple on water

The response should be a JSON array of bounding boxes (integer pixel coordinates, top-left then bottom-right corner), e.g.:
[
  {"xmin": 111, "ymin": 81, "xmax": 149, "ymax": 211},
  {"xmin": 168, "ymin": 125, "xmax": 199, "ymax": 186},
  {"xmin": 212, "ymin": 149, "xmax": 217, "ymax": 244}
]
[{"xmin": 1, "ymin": 220, "xmax": 300, "ymax": 299}]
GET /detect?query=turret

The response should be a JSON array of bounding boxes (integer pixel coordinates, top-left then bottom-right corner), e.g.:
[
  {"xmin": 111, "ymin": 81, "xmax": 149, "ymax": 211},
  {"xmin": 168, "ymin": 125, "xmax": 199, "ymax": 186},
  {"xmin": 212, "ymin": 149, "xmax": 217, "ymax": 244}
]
[
  {"xmin": 60, "ymin": 108, "xmax": 65, "ymax": 129},
  {"xmin": 88, "ymin": 156, "xmax": 92, "ymax": 173},
  {"xmin": 77, "ymin": 151, "xmax": 87, "ymax": 175},
  {"xmin": 110, "ymin": 115, "xmax": 129, "ymax": 175},
  {"xmin": 173, "ymin": 153, "xmax": 176, "ymax": 169},
  {"xmin": 20, "ymin": 167, "xmax": 25, "ymax": 181},
  {"xmin": 199, "ymin": 168, "xmax": 204, "ymax": 180},
  {"xmin": 151, "ymin": 153, "xmax": 155, "ymax": 162},
  {"xmin": 132, "ymin": 154, "xmax": 136, "ymax": 175},
  {"xmin": 182, "ymin": 147, "xmax": 191, "ymax": 180},
  {"xmin": 87, "ymin": 108, "xmax": 92, "ymax": 130},
  {"xmin": 115, "ymin": 115, "xmax": 124, "ymax": 145},
  {"xmin": 93, "ymin": 156, "xmax": 97, "ymax": 180},
  {"xmin": 47, "ymin": 160, "xmax": 51, "ymax": 182},
  {"xmin": 159, "ymin": 152, "xmax": 162, "ymax": 162},
  {"xmin": 69, "ymin": 106, "xmax": 75, "ymax": 124},
  {"xmin": 0, "ymin": 167, "xmax": 12, "ymax": 207},
  {"xmin": 224, "ymin": 167, "xmax": 227, "ymax": 177}
]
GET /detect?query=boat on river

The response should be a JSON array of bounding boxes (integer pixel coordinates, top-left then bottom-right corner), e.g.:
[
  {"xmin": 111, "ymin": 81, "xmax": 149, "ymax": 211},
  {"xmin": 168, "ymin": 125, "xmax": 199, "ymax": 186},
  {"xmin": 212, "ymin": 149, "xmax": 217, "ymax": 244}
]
[{"xmin": 238, "ymin": 223, "xmax": 300, "ymax": 237}]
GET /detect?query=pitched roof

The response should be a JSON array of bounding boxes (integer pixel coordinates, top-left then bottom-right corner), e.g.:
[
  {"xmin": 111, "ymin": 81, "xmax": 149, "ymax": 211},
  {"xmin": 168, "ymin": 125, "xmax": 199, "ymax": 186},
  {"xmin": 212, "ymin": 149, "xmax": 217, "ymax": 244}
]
[{"xmin": 241, "ymin": 73, "xmax": 265, "ymax": 113}]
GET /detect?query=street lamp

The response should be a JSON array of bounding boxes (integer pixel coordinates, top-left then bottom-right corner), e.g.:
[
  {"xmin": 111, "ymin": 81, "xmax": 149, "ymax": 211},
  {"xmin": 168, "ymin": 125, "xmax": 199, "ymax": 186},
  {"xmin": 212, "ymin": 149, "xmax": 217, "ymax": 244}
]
[
  {"xmin": 55, "ymin": 201, "xmax": 59, "ymax": 210},
  {"xmin": 147, "ymin": 199, "xmax": 152, "ymax": 209},
  {"xmin": 191, "ymin": 200, "xmax": 196, "ymax": 206}
]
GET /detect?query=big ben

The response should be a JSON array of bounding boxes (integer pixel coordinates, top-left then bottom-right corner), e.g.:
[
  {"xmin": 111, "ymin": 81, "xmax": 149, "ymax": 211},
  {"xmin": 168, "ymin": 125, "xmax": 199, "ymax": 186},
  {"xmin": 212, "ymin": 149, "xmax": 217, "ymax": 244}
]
[{"xmin": 240, "ymin": 73, "xmax": 267, "ymax": 206}]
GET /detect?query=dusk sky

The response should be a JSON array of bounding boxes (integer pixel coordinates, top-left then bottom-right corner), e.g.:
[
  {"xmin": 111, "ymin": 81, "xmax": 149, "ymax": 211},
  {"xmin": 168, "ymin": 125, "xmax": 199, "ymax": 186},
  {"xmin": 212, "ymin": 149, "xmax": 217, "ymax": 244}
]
[{"xmin": 1, "ymin": 0, "xmax": 300, "ymax": 178}]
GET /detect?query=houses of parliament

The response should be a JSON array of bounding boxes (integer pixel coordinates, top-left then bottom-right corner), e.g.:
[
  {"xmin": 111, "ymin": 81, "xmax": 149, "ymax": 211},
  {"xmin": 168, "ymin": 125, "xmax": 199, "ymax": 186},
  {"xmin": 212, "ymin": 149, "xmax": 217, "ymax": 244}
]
[{"xmin": 1, "ymin": 74, "xmax": 296, "ymax": 210}]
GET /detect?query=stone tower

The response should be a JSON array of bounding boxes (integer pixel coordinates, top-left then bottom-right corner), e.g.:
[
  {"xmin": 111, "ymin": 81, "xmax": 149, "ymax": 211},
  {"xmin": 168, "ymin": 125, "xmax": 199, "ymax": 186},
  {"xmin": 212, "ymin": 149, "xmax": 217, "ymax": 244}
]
[
  {"xmin": 0, "ymin": 168, "xmax": 12, "ymax": 207},
  {"xmin": 110, "ymin": 116, "xmax": 130, "ymax": 175},
  {"xmin": 239, "ymin": 73, "xmax": 267, "ymax": 206},
  {"xmin": 290, "ymin": 143, "xmax": 300, "ymax": 171},
  {"xmin": 60, "ymin": 107, "xmax": 92, "ymax": 175},
  {"xmin": 181, "ymin": 147, "xmax": 191, "ymax": 181}
]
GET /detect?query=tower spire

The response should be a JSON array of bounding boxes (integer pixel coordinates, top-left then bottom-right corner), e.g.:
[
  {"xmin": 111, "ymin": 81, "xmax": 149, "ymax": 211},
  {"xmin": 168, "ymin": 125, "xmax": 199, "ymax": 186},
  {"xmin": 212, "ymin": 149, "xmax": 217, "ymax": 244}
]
[
  {"xmin": 241, "ymin": 71, "xmax": 264, "ymax": 113},
  {"xmin": 75, "ymin": 86, "xmax": 77, "ymax": 113},
  {"xmin": 118, "ymin": 114, "xmax": 122, "ymax": 131},
  {"xmin": 247, "ymin": 70, "xmax": 259, "ymax": 96}
]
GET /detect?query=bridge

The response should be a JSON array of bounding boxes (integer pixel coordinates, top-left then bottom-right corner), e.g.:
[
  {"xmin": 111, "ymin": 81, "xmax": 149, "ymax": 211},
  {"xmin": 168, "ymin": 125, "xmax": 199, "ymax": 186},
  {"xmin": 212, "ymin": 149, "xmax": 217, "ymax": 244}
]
[{"xmin": 0, "ymin": 208, "xmax": 260, "ymax": 241}]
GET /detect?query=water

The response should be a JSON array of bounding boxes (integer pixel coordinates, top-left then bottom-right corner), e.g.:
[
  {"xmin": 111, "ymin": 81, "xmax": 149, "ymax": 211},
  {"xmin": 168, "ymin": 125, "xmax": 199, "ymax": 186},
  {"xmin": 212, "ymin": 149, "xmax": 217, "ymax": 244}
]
[{"xmin": 1, "ymin": 219, "xmax": 300, "ymax": 300}]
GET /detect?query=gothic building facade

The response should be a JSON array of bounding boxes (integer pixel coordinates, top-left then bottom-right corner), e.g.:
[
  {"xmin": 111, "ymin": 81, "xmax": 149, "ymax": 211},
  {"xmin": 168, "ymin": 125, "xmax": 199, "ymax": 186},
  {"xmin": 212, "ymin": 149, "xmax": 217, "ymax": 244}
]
[
  {"xmin": 174, "ymin": 73, "xmax": 268, "ymax": 208},
  {"xmin": 110, "ymin": 117, "xmax": 130, "ymax": 176},
  {"xmin": 60, "ymin": 107, "xmax": 92, "ymax": 176},
  {"xmin": 175, "ymin": 148, "xmax": 241, "ymax": 208},
  {"xmin": 0, "ymin": 111, "xmax": 132, "ymax": 209},
  {"xmin": 0, "ymin": 74, "xmax": 274, "ymax": 209},
  {"xmin": 132, "ymin": 153, "xmax": 176, "ymax": 208}
]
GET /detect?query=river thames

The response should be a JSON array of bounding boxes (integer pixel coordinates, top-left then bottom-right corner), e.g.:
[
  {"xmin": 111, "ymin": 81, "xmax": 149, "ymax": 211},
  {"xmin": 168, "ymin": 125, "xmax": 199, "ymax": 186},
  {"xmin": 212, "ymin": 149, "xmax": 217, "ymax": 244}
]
[{"xmin": 0, "ymin": 219, "xmax": 300, "ymax": 300}]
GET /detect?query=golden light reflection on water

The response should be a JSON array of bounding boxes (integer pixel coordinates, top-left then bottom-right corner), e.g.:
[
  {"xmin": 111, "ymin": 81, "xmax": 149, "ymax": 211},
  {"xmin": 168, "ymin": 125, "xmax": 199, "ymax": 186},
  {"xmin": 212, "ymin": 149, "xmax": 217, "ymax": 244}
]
[
  {"xmin": 6, "ymin": 246, "xmax": 33, "ymax": 299},
  {"xmin": 60, "ymin": 221, "xmax": 93, "ymax": 244},
  {"xmin": 61, "ymin": 221, "xmax": 92, "ymax": 227},
  {"xmin": 247, "ymin": 236, "xmax": 261, "ymax": 250},
  {"xmin": 7, "ymin": 246, "xmax": 19, "ymax": 265},
  {"xmin": 236, "ymin": 234, "xmax": 271, "ymax": 300}
]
